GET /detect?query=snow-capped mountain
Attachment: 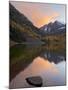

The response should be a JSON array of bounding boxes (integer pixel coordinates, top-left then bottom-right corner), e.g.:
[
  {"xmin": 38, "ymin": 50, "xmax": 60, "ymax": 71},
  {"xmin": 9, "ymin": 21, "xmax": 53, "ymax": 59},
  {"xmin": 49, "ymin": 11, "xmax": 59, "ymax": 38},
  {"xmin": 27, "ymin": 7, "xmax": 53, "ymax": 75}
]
[{"xmin": 40, "ymin": 21, "xmax": 66, "ymax": 35}]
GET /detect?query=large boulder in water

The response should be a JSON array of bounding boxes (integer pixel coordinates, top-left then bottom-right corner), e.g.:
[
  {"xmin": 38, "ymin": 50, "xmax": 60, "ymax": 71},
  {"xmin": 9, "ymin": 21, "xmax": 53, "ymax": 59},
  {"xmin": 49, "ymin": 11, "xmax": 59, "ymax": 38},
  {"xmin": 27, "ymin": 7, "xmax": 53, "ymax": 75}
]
[{"xmin": 26, "ymin": 76, "xmax": 43, "ymax": 87}]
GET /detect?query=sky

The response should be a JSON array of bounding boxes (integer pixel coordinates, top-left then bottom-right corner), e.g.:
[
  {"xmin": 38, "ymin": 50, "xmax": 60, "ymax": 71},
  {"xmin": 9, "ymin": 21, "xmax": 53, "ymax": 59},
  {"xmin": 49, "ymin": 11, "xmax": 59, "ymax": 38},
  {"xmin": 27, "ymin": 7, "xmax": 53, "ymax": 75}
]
[{"xmin": 10, "ymin": 1, "xmax": 66, "ymax": 28}]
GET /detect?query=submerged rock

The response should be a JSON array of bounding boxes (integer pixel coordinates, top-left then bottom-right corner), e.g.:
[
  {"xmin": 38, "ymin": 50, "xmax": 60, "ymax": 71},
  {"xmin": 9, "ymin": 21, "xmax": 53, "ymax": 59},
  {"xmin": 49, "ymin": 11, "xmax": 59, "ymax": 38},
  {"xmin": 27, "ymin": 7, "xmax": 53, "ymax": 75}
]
[{"xmin": 26, "ymin": 76, "xmax": 43, "ymax": 87}]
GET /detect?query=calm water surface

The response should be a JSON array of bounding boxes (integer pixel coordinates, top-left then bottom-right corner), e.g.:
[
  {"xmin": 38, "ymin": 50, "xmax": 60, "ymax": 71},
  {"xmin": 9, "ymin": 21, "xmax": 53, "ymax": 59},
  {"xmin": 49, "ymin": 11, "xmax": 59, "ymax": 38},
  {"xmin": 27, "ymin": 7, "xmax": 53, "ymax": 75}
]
[{"xmin": 10, "ymin": 45, "xmax": 66, "ymax": 88}]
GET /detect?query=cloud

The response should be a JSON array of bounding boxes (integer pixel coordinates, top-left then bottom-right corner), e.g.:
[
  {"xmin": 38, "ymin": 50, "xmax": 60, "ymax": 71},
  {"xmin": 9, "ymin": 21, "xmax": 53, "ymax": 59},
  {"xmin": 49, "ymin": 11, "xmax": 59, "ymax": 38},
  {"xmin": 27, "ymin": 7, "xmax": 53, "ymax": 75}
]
[
  {"xmin": 10, "ymin": 1, "xmax": 64, "ymax": 28},
  {"xmin": 31, "ymin": 10, "xmax": 59, "ymax": 27}
]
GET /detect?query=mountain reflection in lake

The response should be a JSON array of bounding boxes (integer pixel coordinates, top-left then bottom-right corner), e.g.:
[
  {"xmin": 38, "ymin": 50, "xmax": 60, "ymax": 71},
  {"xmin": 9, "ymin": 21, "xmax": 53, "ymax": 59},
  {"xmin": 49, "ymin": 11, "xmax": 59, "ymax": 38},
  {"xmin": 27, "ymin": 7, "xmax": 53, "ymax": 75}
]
[{"xmin": 10, "ymin": 44, "xmax": 66, "ymax": 88}]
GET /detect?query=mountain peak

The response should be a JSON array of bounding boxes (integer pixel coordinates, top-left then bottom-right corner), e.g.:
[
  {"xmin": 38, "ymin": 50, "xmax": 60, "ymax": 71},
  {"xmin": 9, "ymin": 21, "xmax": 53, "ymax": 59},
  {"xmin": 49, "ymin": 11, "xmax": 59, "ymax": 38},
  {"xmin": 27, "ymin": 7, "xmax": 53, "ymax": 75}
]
[
  {"xmin": 53, "ymin": 20, "xmax": 64, "ymax": 26},
  {"xmin": 47, "ymin": 22, "xmax": 53, "ymax": 27},
  {"xmin": 48, "ymin": 22, "xmax": 53, "ymax": 25},
  {"xmin": 54, "ymin": 20, "xmax": 59, "ymax": 23},
  {"xmin": 40, "ymin": 20, "xmax": 65, "ymax": 35}
]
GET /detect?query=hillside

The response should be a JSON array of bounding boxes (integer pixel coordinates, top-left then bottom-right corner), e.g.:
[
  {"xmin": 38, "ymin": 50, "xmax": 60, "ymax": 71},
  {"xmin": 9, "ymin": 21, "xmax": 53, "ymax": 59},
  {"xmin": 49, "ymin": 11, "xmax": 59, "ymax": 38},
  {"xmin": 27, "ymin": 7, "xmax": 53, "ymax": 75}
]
[{"xmin": 9, "ymin": 3, "xmax": 40, "ymax": 43}]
